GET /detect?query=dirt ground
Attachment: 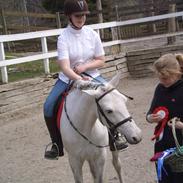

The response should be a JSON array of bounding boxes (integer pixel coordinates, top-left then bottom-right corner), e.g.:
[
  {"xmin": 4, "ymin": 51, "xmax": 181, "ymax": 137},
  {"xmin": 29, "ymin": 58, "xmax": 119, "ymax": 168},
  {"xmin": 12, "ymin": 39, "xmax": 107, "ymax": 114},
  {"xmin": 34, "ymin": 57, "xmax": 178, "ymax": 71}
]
[{"xmin": 0, "ymin": 76, "xmax": 160, "ymax": 183}]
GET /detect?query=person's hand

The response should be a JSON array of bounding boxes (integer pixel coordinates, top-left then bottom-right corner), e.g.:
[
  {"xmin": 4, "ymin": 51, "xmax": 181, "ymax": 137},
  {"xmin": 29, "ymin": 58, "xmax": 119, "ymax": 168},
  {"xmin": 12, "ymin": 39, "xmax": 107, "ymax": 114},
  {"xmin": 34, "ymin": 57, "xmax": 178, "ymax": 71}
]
[
  {"xmin": 168, "ymin": 117, "xmax": 183, "ymax": 130},
  {"xmin": 74, "ymin": 78, "xmax": 99, "ymax": 90},
  {"xmin": 74, "ymin": 64, "xmax": 87, "ymax": 74},
  {"xmin": 82, "ymin": 76, "xmax": 90, "ymax": 81},
  {"xmin": 147, "ymin": 114, "xmax": 162, "ymax": 123},
  {"xmin": 74, "ymin": 79, "xmax": 92, "ymax": 89}
]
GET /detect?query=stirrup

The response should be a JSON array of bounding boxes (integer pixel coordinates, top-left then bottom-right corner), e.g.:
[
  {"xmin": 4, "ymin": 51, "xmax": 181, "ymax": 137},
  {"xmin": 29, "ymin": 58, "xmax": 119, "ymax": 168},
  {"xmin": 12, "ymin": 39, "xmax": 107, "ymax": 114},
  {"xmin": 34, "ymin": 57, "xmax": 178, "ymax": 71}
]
[{"xmin": 44, "ymin": 142, "xmax": 59, "ymax": 160}]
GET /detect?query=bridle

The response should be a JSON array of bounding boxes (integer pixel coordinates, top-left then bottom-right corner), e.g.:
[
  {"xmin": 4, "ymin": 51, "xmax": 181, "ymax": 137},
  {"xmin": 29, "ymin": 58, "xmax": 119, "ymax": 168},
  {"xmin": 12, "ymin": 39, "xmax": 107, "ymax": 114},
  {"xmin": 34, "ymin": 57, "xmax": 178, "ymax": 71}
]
[
  {"xmin": 96, "ymin": 88, "xmax": 133, "ymax": 132},
  {"xmin": 64, "ymin": 87, "xmax": 133, "ymax": 148}
]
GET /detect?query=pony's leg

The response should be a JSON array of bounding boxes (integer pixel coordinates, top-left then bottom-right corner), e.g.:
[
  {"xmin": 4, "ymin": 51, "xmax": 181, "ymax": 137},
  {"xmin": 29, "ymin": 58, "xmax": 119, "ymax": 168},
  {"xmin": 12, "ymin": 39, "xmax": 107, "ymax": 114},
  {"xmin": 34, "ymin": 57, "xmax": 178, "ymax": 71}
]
[
  {"xmin": 111, "ymin": 151, "xmax": 125, "ymax": 183},
  {"xmin": 68, "ymin": 155, "xmax": 84, "ymax": 183},
  {"xmin": 88, "ymin": 151, "xmax": 107, "ymax": 183}
]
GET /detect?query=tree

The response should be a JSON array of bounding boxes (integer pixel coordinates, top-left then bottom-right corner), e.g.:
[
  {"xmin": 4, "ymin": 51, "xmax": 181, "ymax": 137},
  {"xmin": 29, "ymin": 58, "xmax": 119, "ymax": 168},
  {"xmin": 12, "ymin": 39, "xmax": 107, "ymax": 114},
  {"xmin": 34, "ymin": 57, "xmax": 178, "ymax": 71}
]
[
  {"xmin": 42, "ymin": 0, "xmax": 64, "ymax": 13},
  {"xmin": 42, "ymin": 0, "xmax": 96, "ymax": 13}
]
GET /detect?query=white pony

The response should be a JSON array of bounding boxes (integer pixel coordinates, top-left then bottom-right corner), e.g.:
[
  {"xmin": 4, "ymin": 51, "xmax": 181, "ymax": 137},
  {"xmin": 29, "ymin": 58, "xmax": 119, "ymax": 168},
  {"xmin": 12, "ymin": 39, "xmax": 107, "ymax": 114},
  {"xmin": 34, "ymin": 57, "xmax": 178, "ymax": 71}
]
[{"xmin": 60, "ymin": 74, "xmax": 142, "ymax": 183}]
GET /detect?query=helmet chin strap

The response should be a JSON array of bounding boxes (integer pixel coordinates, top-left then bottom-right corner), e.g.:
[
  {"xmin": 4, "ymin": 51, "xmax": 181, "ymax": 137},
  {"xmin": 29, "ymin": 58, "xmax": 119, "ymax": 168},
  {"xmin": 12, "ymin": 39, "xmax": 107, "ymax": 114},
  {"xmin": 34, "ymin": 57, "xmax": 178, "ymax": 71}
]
[{"xmin": 69, "ymin": 18, "xmax": 83, "ymax": 30}]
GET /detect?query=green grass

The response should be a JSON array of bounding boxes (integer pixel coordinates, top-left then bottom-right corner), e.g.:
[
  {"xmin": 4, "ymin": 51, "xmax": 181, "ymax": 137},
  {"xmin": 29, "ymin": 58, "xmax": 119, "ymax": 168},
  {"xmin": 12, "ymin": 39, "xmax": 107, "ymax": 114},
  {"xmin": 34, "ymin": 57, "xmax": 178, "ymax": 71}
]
[{"xmin": 0, "ymin": 59, "xmax": 60, "ymax": 84}]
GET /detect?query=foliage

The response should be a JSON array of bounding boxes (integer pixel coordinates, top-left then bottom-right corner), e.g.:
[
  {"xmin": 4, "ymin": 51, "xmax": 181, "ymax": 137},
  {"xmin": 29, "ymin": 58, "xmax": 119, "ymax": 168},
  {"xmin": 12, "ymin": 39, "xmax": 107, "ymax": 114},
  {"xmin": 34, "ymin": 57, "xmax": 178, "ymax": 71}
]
[{"xmin": 42, "ymin": 0, "xmax": 96, "ymax": 13}]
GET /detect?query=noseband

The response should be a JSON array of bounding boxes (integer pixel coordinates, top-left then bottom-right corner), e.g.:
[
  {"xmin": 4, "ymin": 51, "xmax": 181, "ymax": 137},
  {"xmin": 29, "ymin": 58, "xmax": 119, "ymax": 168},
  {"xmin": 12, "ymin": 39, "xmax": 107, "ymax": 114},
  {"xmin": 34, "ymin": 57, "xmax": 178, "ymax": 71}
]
[{"xmin": 96, "ymin": 88, "xmax": 132, "ymax": 132}]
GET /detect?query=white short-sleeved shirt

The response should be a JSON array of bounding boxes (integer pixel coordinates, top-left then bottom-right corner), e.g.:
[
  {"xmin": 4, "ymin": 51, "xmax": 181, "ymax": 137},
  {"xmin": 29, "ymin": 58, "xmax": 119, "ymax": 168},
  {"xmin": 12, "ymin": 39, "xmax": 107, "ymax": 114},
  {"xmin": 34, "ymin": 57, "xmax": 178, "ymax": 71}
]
[{"xmin": 57, "ymin": 25, "xmax": 105, "ymax": 83}]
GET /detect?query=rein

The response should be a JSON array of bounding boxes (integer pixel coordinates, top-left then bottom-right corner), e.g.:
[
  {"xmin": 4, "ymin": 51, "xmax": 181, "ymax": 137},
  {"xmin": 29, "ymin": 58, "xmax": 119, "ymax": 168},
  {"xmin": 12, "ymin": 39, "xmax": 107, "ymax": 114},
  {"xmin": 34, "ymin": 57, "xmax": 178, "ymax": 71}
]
[{"xmin": 82, "ymin": 72, "xmax": 134, "ymax": 100}]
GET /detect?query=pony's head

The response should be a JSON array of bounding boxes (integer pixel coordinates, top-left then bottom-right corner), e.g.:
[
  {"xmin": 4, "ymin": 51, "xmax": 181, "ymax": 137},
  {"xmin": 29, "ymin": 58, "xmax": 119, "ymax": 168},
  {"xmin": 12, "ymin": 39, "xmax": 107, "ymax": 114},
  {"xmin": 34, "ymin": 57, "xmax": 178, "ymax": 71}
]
[{"xmin": 74, "ymin": 73, "xmax": 142, "ymax": 144}]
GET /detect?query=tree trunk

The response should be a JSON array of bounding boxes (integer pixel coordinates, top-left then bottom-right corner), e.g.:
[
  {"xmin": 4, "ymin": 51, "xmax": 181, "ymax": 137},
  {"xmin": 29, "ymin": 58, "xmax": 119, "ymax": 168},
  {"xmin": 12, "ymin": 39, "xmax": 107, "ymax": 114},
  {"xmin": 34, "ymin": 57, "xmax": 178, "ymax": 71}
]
[{"xmin": 96, "ymin": 0, "xmax": 104, "ymax": 39}]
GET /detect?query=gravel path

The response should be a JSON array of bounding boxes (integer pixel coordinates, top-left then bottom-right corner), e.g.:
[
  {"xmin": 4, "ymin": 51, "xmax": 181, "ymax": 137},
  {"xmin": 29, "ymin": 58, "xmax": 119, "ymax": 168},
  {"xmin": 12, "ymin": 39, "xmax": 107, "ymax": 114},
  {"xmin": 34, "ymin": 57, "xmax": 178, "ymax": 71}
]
[{"xmin": 0, "ymin": 76, "xmax": 159, "ymax": 183}]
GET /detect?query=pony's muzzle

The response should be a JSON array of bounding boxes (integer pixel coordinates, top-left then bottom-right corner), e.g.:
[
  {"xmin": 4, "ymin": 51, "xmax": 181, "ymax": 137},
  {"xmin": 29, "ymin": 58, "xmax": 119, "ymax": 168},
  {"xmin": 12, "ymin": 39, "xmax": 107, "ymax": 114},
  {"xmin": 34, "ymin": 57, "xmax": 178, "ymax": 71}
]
[{"xmin": 132, "ymin": 136, "xmax": 142, "ymax": 144}]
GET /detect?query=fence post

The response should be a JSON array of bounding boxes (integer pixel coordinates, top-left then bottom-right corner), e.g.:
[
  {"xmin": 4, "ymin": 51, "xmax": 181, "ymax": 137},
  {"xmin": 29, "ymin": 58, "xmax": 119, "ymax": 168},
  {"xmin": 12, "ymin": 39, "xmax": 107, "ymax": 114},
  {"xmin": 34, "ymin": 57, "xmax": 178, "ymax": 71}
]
[
  {"xmin": 111, "ymin": 5, "xmax": 119, "ymax": 41},
  {"xmin": 115, "ymin": 5, "xmax": 121, "ymax": 39},
  {"xmin": 1, "ymin": 8, "xmax": 11, "ymax": 51},
  {"xmin": 96, "ymin": 0, "xmax": 104, "ymax": 39},
  {"xmin": 0, "ymin": 42, "xmax": 8, "ymax": 84},
  {"xmin": 41, "ymin": 37, "xmax": 50, "ymax": 74},
  {"xmin": 22, "ymin": 0, "xmax": 30, "ymax": 32},
  {"xmin": 1, "ymin": 8, "xmax": 8, "ymax": 35},
  {"xmin": 151, "ymin": 12, "xmax": 157, "ymax": 33},
  {"xmin": 109, "ymin": 5, "xmax": 120, "ymax": 54},
  {"xmin": 56, "ymin": 12, "xmax": 61, "ymax": 28},
  {"xmin": 149, "ymin": 0, "xmax": 156, "ymax": 34},
  {"xmin": 167, "ymin": 4, "xmax": 176, "ymax": 44}
]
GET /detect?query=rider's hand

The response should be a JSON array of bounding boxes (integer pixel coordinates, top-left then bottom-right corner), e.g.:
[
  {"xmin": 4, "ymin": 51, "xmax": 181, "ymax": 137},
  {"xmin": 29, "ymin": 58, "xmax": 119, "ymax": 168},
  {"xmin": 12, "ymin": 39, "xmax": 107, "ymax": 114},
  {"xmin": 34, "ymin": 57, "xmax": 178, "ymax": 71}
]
[
  {"xmin": 147, "ymin": 114, "xmax": 162, "ymax": 123},
  {"xmin": 75, "ymin": 79, "xmax": 91, "ymax": 89},
  {"xmin": 74, "ymin": 64, "xmax": 87, "ymax": 74},
  {"xmin": 82, "ymin": 76, "xmax": 90, "ymax": 81}
]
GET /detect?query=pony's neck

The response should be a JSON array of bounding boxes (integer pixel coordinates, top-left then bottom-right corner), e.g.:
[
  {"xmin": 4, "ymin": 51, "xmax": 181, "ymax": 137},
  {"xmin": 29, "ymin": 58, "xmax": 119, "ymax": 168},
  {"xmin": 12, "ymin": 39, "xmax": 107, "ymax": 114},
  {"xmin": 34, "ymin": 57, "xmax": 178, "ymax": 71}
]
[{"xmin": 67, "ymin": 90, "xmax": 97, "ymax": 132}]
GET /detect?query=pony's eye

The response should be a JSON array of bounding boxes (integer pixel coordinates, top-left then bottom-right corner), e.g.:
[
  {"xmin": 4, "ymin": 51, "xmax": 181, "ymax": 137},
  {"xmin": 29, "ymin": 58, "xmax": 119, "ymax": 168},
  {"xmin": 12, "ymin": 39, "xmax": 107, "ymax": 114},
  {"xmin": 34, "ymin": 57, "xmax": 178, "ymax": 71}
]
[{"xmin": 106, "ymin": 110, "xmax": 113, "ymax": 114}]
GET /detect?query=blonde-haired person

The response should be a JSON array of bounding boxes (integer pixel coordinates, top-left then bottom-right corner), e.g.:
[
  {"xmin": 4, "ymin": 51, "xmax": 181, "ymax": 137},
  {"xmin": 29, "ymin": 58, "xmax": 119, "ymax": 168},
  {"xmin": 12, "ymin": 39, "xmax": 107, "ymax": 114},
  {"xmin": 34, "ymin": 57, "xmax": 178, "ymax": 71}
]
[
  {"xmin": 146, "ymin": 53, "xmax": 183, "ymax": 183},
  {"xmin": 175, "ymin": 53, "xmax": 183, "ymax": 73}
]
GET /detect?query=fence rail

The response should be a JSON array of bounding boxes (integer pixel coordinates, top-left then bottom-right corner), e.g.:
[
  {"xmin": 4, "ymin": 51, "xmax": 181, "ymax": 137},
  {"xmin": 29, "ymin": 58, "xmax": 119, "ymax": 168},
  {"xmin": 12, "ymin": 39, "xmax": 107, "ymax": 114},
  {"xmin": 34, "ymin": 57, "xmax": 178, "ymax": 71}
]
[
  {"xmin": 1, "ymin": 11, "xmax": 183, "ymax": 83},
  {"xmin": 1, "ymin": 1, "xmax": 183, "ymax": 34},
  {"xmin": 3, "ymin": 11, "xmax": 57, "ymax": 18},
  {"xmin": 0, "ymin": 9, "xmax": 62, "ymax": 34}
]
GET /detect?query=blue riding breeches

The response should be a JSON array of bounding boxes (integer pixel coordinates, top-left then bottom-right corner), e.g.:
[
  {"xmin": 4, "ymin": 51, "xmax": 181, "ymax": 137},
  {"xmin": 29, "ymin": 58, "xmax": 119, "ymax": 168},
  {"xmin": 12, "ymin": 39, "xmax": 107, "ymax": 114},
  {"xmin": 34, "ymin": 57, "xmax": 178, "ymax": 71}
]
[{"xmin": 43, "ymin": 75, "xmax": 106, "ymax": 118}]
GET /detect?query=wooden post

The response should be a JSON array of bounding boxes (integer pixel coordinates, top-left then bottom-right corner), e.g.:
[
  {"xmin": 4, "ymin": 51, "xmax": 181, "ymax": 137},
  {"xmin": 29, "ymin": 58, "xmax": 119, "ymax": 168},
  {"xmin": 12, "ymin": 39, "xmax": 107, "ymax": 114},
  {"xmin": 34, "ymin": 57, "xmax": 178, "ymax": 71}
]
[
  {"xmin": 150, "ymin": 0, "xmax": 157, "ymax": 34},
  {"xmin": 115, "ymin": 5, "xmax": 121, "ymax": 39},
  {"xmin": 1, "ymin": 9, "xmax": 8, "ymax": 35},
  {"xmin": 96, "ymin": 0, "xmax": 103, "ymax": 23},
  {"xmin": 115, "ymin": 4, "xmax": 119, "ymax": 21},
  {"xmin": 111, "ymin": 5, "xmax": 118, "ymax": 41},
  {"xmin": 176, "ymin": 19, "xmax": 180, "ymax": 31},
  {"xmin": 0, "ymin": 42, "xmax": 8, "ymax": 84},
  {"xmin": 22, "ymin": 0, "xmax": 30, "ymax": 31},
  {"xmin": 56, "ymin": 12, "xmax": 61, "ymax": 28},
  {"xmin": 111, "ymin": 27, "xmax": 118, "ymax": 41},
  {"xmin": 41, "ymin": 37, "xmax": 50, "ymax": 74},
  {"xmin": 167, "ymin": 4, "xmax": 176, "ymax": 44},
  {"xmin": 110, "ymin": 5, "xmax": 121, "ymax": 54},
  {"xmin": 151, "ymin": 12, "xmax": 157, "ymax": 33},
  {"xmin": 96, "ymin": 0, "xmax": 104, "ymax": 39},
  {"xmin": 1, "ymin": 8, "xmax": 11, "ymax": 51}
]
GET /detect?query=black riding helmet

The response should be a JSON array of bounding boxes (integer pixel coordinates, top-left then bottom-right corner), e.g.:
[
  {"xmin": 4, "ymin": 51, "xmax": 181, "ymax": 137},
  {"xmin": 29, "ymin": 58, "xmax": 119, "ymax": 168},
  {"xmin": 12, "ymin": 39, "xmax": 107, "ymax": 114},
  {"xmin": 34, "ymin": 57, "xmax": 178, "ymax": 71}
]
[{"xmin": 64, "ymin": 0, "xmax": 90, "ymax": 15}]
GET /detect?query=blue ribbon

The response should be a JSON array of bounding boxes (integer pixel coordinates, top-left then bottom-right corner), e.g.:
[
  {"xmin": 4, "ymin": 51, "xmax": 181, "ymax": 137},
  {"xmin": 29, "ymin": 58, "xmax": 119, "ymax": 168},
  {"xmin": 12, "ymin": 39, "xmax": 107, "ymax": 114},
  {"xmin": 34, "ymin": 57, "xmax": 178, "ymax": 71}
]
[{"xmin": 157, "ymin": 147, "xmax": 176, "ymax": 181}]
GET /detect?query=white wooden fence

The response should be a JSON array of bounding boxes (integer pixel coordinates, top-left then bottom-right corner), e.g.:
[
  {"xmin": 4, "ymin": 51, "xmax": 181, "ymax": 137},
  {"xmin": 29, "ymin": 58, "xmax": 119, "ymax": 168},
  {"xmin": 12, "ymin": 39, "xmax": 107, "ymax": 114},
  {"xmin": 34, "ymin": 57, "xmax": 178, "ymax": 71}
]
[{"xmin": 1, "ymin": 11, "xmax": 183, "ymax": 83}]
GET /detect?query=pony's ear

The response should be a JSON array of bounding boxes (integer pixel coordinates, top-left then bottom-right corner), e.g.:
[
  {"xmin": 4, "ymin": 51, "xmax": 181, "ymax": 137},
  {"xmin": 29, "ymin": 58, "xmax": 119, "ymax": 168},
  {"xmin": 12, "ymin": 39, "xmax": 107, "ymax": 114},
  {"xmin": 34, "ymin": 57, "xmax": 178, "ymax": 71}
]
[{"xmin": 108, "ymin": 72, "xmax": 121, "ymax": 87}]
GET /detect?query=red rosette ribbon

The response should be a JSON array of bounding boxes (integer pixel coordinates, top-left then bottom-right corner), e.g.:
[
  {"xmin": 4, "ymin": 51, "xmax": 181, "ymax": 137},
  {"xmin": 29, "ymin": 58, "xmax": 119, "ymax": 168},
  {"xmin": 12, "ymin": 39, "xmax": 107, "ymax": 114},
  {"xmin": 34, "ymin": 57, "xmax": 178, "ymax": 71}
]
[{"xmin": 151, "ymin": 106, "xmax": 169, "ymax": 141}]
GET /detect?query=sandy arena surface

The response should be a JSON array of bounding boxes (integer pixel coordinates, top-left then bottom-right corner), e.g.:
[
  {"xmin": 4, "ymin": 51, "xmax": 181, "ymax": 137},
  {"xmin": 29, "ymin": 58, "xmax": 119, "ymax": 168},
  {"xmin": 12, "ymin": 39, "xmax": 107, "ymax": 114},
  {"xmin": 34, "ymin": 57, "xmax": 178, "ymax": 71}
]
[{"xmin": 0, "ymin": 76, "xmax": 160, "ymax": 183}]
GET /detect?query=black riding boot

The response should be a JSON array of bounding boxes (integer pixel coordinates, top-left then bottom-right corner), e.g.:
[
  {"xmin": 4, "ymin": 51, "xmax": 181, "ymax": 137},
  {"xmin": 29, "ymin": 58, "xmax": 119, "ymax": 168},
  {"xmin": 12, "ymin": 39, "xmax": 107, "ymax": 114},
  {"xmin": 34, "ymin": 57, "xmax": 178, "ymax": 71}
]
[
  {"xmin": 44, "ymin": 116, "xmax": 64, "ymax": 160},
  {"xmin": 109, "ymin": 130, "xmax": 128, "ymax": 151}
]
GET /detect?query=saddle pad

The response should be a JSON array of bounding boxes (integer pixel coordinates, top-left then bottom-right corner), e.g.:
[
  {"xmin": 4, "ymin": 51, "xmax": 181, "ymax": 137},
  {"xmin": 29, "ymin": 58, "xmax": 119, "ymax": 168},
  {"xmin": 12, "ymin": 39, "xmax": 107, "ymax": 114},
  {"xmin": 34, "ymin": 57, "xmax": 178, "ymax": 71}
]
[
  {"xmin": 54, "ymin": 92, "xmax": 68, "ymax": 130},
  {"xmin": 56, "ymin": 96, "xmax": 65, "ymax": 130}
]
